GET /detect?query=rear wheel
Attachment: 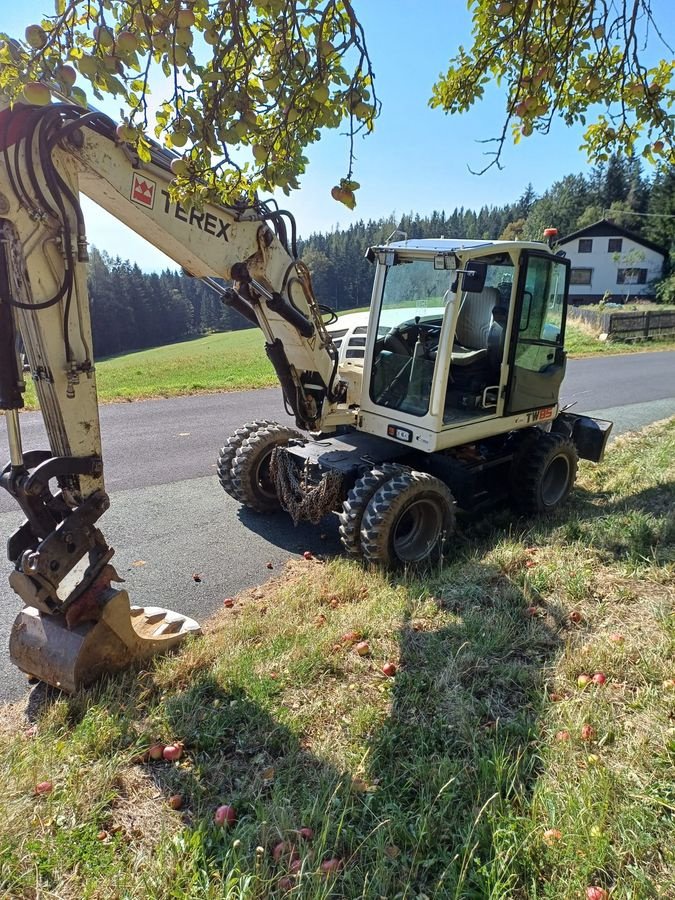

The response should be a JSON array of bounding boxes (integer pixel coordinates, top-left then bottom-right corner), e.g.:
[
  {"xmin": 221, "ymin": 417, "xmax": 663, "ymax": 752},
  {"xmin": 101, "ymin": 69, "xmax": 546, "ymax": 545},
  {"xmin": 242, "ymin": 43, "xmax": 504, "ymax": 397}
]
[
  {"xmin": 510, "ymin": 431, "xmax": 578, "ymax": 514},
  {"xmin": 230, "ymin": 422, "xmax": 303, "ymax": 512},
  {"xmin": 360, "ymin": 470, "xmax": 456, "ymax": 569},
  {"xmin": 217, "ymin": 421, "xmax": 273, "ymax": 499},
  {"xmin": 338, "ymin": 463, "xmax": 404, "ymax": 558}
]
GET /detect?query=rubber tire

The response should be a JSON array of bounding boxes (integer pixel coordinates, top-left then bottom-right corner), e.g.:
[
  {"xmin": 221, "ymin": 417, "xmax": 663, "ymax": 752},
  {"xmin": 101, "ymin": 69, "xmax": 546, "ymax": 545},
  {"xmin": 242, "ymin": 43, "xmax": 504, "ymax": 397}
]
[
  {"xmin": 338, "ymin": 463, "xmax": 404, "ymax": 558},
  {"xmin": 510, "ymin": 431, "xmax": 578, "ymax": 514},
  {"xmin": 360, "ymin": 470, "xmax": 456, "ymax": 569},
  {"xmin": 217, "ymin": 421, "xmax": 273, "ymax": 499},
  {"xmin": 230, "ymin": 422, "xmax": 304, "ymax": 512}
]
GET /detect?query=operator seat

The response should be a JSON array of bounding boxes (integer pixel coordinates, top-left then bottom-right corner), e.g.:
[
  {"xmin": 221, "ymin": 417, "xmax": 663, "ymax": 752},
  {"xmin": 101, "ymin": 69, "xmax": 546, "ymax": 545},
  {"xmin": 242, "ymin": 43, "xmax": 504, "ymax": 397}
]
[{"xmin": 451, "ymin": 286, "xmax": 500, "ymax": 366}]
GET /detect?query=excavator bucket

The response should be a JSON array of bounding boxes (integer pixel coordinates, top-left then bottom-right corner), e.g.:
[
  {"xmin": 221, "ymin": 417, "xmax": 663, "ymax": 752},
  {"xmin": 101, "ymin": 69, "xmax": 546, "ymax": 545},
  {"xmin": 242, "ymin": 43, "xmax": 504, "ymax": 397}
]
[{"xmin": 9, "ymin": 587, "xmax": 200, "ymax": 694}]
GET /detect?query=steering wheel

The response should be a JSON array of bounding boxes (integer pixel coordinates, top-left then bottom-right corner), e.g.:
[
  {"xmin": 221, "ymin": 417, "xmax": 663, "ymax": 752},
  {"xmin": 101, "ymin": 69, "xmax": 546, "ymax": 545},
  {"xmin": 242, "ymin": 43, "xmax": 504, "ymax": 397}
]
[{"xmin": 383, "ymin": 318, "xmax": 441, "ymax": 358}]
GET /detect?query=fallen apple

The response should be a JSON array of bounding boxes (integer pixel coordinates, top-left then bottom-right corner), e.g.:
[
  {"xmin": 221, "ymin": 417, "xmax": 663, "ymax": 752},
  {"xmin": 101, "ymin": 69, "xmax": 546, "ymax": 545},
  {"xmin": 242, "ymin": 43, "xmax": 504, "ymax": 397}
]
[
  {"xmin": 223, "ymin": 598, "xmax": 235, "ymax": 608},
  {"xmin": 278, "ymin": 876, "xmax": 294, "ymax": 892},
  {"xmin": 592, "ymin": 672, "xmax": 607, "ymax": 685},
  {"xmin": 342, "ymin": 630, "xmax": 361, "ymax": 643},
  {"xmin": 609, "ymin": 632, "xmax": 624, "ymax": 644},
  {"xmin": 569, "ymin": 610, "xmax": 583, "ymax": 624},
  {"xmin": 580, "ymin": 723, "xmax": 596, "ymax": 741},
  {"xmin": 148, "ymin": 743, "xmax": 165, "ymax": 760},
  {"xmin": 35, "ymin": 780, "xmax": 53, "ymax": 795},
  {"xmin": 587, "ymin": 753, "xmax": 600, "ymax": 766},
  {"xmin": 168, "ymin": 794, "xmax": 183, "ymax": 809},
  {"xmin": 355, "ymin": 640, "xmax": 370, "ymax": 657},
  {"xmin": 163, "ymin": 743, "xmax": 183, "ymax": 761},
  {"xmin": 577, "ymin": 674, "xmax": 592, "ymax": 689},
  {"xmin": 586, "ymin": 888, "xmax": 608, "ymax": 900},
  {"xmin": 303, "ymin": 550, "xmax": 313, "ymax": 560},
  {"xmin": 542, "ymin": 828, "xmax": 562, "ymax": 846},
  {"xmin": 297, "ymin": 826, "xmax": 314, "ymax": 841},
  {"xmin": 214, "ymin": 804, "xmax": 236, "ymax": 826},
  {"xmin": 382, "ymin": 662, "xmax": 397, "ymax": 677},
  {"xmin": 272, "ymin": 840, "xmax": 298, "ymax": 864},
  {"xmin": 320, "ymin": 858, "xmax": 343, "ymax": 876},
  {"xmin": 555, "ymin": 730, "xmax": 570, "ymax": 742}
]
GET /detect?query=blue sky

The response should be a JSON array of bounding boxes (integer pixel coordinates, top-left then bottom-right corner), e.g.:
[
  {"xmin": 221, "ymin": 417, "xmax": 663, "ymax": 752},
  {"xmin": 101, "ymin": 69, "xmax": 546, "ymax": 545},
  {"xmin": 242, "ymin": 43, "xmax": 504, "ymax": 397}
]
[{"xmin": 3, "ymin": 1, "xmax": 670, "ymax": 270}]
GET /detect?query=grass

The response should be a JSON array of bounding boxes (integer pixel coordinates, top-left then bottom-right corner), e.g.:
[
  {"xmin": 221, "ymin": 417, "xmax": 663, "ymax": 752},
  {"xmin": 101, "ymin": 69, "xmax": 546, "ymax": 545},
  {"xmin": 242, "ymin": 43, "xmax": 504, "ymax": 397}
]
[
  {"xmin": 1, "ymin": 419, "xmax": 673, "ymax": 898},
  {"xmin": 18, "ymin": 319, "xmax": 675, "ymax": 410}
]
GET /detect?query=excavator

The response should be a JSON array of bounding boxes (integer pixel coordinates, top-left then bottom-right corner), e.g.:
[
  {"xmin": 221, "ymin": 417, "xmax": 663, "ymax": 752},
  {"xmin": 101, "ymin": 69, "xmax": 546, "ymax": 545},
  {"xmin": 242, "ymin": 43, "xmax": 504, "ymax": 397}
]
[{"xmin": 0, "ymin": 96, "xmax": 612, "ymax": 692}]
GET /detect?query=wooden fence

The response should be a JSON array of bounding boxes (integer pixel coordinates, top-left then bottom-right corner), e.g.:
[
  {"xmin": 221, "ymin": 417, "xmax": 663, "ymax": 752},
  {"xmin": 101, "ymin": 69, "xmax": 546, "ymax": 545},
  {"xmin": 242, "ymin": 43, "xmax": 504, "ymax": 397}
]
[{"xmin": 568, "ymin": 306, "xmax": 675, "ymax": 341}]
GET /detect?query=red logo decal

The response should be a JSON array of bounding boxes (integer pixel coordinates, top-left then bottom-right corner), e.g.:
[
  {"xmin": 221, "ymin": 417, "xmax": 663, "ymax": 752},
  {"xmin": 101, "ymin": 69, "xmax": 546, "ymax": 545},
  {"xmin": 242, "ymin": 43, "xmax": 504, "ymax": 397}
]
[{"xmin": 131, "ymin": 174, "xmax": 156, "ymax": 209}]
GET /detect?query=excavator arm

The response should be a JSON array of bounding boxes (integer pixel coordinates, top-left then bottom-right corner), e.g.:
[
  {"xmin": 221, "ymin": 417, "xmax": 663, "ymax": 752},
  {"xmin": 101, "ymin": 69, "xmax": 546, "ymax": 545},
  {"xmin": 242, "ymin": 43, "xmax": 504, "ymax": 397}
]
[{"xmin": 0, "ymin": 98, "xmax": 347, "ymax": 690}]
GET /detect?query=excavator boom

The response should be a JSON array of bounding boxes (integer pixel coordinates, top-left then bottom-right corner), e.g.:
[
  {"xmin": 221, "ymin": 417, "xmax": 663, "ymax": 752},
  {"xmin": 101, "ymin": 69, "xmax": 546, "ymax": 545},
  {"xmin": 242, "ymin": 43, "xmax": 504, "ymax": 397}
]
[{"xmin": 0, "ymin": 98, "xmax": 345, "ymax": 690}]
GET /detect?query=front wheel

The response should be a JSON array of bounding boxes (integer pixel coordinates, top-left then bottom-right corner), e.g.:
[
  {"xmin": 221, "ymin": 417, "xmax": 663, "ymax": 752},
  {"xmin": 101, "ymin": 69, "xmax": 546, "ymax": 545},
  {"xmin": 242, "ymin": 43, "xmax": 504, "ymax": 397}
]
[
  {"xmin": 510, "ymin": 431, "xmax": 578, "ymax": 514},
  {"xmin": 230, "ymin": 423, "xmax": 303, "ymax": 512},
  {"xmin": 360, "ymin": 470, "xmax": 456, "ymax": 569}
]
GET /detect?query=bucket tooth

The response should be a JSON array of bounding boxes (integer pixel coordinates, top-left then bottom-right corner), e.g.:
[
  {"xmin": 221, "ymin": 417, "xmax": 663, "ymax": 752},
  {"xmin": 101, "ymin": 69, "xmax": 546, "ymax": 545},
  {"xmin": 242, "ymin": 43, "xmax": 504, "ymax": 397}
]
[{"xmin": 9, "ymin": 588, "xmax": 200, "ymax": 694}]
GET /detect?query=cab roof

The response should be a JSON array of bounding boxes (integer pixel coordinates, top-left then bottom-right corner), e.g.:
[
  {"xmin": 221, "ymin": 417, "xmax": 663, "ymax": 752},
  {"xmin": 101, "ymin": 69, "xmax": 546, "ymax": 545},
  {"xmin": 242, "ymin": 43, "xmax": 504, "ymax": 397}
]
[{"xmin": 366, "ymin": 237, "xmax": 549, "ymax": 259}]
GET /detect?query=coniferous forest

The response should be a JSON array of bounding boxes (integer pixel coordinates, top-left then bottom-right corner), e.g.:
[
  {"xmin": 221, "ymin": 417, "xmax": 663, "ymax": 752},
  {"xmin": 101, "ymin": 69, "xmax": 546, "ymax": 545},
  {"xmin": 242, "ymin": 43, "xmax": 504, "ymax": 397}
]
[{"xmin": 89, "ymin": 156, "xmax": 675, "ymax": 358}]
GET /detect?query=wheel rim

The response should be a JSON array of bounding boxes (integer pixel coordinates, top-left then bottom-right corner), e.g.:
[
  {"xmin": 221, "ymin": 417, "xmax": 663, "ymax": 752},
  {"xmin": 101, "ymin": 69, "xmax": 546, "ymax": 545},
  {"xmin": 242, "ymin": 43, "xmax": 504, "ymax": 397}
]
[
  {"xmin": 393, "ymin": 497, "xmax": 444, "ymax": 563},
  {"xmin": 541, "ymin": 454, "xmax": 570, "ymax": 507},
  {"xmin": 254, "ymin": 451, "xmax": 277, "ymax": 500}
]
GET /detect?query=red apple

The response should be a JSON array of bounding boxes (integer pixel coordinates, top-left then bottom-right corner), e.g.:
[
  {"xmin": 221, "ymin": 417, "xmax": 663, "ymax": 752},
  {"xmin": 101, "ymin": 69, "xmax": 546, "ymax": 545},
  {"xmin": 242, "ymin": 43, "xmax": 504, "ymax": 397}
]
[
  {"xmin": 355, "ymin": 640, "xmax": 370, "ymax": 656},
  {"xmin": 586, "ymin": 888, "xmax": 608, "ymax": 900},
  {"xmin": 163, "ymin": 743, "xmax": 183, "ymax": 761},
  {"xmin": 320, "ymin": 857, "xmax": 343, "ymax": 875},
  {"xmin": 555, "ymin": 730, "xmax": 570, "ymax": 742},
  {"xmin": 569, "ymin": 610, "xmax": 583, "ymax": 624},
  {"xmin": 609, "ymin": 632, "xmax": 624, "ymax": 643},
  {"xmin": 382, "ymin": 662, "xmax": 397, "ymax": 677},
  {"xmin": 214, "ymin": 804, "xmax": 236, "ymax": 826},
  {"xmin": 272, "ymin": 840, "xmax": 298, "ymax": 864},
  {"xmin": 278, "ymin": 876, "xmax": 294, "ymax": 892},
  {"xmin": 223, "ymin": 598, "xmax": 235, "ymax": 608},
  {"xmin": 297, "ymin": 826, "xmax": 313, "ymax": 841},
  {"xmin": 526, "ymin": 606, "xmax": 540, "ymax": 617},
  {"xmin": 168, "ymin": 794, "xmax": 183, "ymax": 809},
  {"xmin": 592, "ymin": 672, "xmax": 607, "ymax": 685},
  {"xmin": 35, "ymin": 780, "xmax": 53, "ymax": 795},
  {"xmin": 342, "ymin": 630, "xmax": 361, "ymax": 643},
  {"xmin": 148, "ymin": 743, "xmax": 165, "ymax": 760},
  {"xmin": 581, "ymin": 723, "xmax": 596, "ymax": 741},
  {"xmin": 303, "ymin": 550, "xmax": 313, "ymax": 560}
]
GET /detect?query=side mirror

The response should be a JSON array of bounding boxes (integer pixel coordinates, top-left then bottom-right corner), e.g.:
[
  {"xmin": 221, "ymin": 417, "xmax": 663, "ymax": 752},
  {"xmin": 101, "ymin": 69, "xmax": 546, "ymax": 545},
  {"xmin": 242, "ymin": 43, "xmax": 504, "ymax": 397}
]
[{"xmin": 461, "ymin": 261, "xmax": 487, "ymax": 293}]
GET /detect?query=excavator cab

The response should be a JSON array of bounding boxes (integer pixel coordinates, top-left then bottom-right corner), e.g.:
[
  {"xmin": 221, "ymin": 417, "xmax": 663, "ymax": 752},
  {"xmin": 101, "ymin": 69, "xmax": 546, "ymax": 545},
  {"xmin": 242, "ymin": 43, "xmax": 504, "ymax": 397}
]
[{"xmin": 359, "ymin": 239, "xmax": 570, "ymax": 448}]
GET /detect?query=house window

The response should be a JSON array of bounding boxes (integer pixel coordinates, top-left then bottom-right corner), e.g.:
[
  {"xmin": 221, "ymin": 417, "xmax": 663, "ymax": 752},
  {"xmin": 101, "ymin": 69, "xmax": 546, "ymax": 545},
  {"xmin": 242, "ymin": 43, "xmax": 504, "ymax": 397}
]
[
  {"xmin": 608, "ymin": 238, "xmax": 623, "ymax": 252},
  {"xmin": 617, "ymin": 268, "xmax": 648, "ymax": 285},
  {"xmin": 578, "ymin": 239, "xmax": 593, "ymax": 253},
  {"xmin": 570, "ymin": 268, "xmax": 593, "ymax": 285}
]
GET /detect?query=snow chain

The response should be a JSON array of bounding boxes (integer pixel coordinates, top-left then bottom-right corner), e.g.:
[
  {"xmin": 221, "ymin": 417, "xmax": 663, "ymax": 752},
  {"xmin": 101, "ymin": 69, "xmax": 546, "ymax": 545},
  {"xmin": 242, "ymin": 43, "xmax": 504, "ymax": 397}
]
[{"xmin": 270, "ymin": 447, "xmax": 343, "ymax": 525}]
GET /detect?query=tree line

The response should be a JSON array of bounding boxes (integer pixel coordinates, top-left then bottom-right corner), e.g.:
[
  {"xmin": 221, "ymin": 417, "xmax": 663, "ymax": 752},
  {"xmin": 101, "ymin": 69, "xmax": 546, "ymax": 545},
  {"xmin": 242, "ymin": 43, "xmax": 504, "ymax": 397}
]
[{"xmin": 87, "ymin": 154, "xmax": 675, "ymax": 358}]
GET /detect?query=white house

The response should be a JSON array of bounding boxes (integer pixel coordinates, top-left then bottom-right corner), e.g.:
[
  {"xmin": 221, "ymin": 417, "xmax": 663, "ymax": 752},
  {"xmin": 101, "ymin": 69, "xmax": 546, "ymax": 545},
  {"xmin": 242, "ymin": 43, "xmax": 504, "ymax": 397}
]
[{"xmin": 557, "ymin": 219, "xmax": 666, "ymax": 303}]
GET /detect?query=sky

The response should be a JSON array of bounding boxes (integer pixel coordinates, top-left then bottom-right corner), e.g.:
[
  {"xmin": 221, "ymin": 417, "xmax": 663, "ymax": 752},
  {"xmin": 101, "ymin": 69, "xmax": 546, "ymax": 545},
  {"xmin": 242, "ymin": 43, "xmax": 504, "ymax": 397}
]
[{"xmin": 3, "ymin": 1, "xmax": 671, "ymax": 270}]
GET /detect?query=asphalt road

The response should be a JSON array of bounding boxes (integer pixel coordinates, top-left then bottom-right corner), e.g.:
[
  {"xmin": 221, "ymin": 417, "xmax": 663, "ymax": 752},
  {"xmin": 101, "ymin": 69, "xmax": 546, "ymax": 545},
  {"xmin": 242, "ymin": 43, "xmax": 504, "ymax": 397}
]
[{"xmin": 0, "ymin": 350, "xmax": 673, "ymax": 702}]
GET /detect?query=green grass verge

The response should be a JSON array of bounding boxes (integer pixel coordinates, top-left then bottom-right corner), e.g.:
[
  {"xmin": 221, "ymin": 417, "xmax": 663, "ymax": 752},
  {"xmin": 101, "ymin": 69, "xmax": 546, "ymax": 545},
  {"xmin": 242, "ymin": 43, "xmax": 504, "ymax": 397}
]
[
  {"xmin": 18, "ymin": 320, "xmax": 675, "ymax": 410},
  {"xmin": 1, "ymin": 420, "xmax": 673, "ymax": 898}
]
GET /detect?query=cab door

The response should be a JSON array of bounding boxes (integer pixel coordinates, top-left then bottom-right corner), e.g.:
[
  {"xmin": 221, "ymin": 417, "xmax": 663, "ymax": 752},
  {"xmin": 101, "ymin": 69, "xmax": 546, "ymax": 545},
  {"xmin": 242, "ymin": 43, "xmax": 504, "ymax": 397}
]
[{"xmin": 505, "ymin": 251, "xmax": 569, "ymax": 414}]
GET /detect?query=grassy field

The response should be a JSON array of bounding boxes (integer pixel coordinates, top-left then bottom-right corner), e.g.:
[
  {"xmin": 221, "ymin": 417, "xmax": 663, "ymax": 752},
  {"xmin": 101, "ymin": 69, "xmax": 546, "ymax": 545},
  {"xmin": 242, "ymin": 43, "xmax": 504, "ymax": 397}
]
[
  {"xmin": 1, "ymin": 419, "xmax": 673, "ymax": 898},
  {"xmin": 19, "ymin": 319, "xmax": 675, "ymax": 410}
]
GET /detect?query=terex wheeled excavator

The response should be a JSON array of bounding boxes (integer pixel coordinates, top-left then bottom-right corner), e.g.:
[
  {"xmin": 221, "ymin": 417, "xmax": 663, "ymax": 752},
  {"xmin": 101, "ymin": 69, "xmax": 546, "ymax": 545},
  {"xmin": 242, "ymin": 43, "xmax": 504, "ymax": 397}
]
[{"xmin": 0, "ymin": 97, "xmax": 612, "ymax": 692}]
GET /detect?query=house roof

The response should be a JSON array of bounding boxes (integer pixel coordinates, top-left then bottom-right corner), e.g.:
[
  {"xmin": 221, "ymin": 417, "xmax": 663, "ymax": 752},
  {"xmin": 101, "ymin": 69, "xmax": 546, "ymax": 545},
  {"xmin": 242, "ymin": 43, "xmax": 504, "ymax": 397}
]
[{"xmin": 558, "ymin": 218, "xmax": 667, "ymax": 257}]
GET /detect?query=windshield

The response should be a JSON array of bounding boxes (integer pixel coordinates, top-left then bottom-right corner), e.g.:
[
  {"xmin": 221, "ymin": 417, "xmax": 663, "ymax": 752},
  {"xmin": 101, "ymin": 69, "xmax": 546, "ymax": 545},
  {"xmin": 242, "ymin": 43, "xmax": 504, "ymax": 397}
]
[{"xmin": 369, "ymin": 259, "xmax": 452, "ymax": 416}]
